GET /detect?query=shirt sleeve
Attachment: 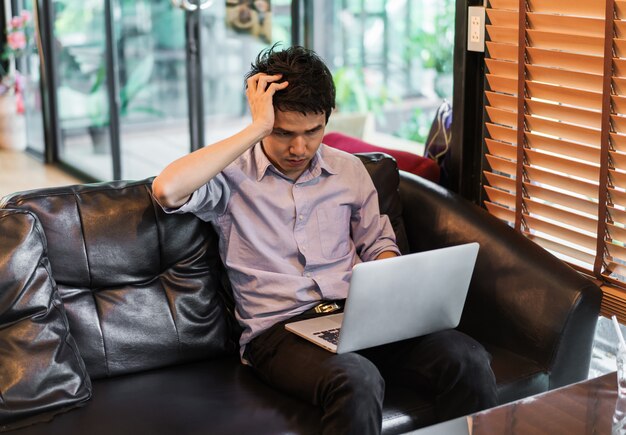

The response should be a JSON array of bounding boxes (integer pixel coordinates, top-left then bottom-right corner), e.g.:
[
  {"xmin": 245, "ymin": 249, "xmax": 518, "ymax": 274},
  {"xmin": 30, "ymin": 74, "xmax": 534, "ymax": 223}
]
[
  {"xmin": 351, "ymin": 164, "xmax": 401, "ymax": 262},
  {"xmin": 153, "ymin": 172, "xmax": 231, "ymax": 222}
]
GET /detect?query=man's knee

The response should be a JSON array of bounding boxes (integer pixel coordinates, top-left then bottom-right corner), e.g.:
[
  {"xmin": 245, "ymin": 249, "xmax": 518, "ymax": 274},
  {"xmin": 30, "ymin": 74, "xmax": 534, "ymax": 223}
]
[{"xmin": 320, "ymin": 353, "xmax": 385, "ymax": 401}]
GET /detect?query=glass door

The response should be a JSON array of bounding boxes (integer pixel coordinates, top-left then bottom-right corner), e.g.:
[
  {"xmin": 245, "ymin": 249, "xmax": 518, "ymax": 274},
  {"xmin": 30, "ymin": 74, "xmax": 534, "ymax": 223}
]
[
  {"xmin": 199, "ymin": 0, "xmax": 293, "ymax": 144},
  {"xmin": 39, "ymin": 0, "xmax": 293, "ymax": 181},
  {"xmin": 48, "ymin": 0, "xmax": 192, "ymax": 180}
]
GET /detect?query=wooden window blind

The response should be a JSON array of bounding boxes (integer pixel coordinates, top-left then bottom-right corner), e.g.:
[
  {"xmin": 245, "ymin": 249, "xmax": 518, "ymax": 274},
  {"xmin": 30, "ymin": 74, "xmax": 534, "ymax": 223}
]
[{"xmin": 481, "ymin": 0, "xmax": 626, "ymax": 321}]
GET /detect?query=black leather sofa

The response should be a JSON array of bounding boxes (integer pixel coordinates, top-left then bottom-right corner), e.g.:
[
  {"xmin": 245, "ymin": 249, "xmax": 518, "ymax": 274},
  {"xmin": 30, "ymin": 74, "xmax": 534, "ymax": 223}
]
[{"xmin": 0, "ymin": 152, "xmax": 602, "ymax": 434}]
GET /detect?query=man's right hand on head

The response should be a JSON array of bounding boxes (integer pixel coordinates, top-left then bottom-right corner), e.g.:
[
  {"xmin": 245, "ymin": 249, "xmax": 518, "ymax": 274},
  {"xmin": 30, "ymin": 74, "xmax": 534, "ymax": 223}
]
[{"xmin": 246, "ymin": 73, "xmax": 289, "ymax": 138}]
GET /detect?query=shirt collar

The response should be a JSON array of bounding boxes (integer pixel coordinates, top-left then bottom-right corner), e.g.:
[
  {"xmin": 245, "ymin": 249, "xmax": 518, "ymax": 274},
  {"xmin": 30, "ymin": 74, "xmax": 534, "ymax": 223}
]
[{"xmin": 253, "ymin": 142, "xmax": 337, "ymax": 182}]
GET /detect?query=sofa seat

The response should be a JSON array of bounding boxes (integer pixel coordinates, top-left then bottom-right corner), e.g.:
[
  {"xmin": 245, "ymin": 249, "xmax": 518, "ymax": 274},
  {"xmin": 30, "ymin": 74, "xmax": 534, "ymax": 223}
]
[{"xmin": 10, "ymin": 356, "xmax": 438, "ymax": 435}]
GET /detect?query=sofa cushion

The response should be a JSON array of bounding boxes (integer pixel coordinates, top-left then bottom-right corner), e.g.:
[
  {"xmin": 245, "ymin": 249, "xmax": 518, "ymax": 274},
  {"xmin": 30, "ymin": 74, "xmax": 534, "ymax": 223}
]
[
  {"xmin": 356, "ymin": 153, "xmax": 409, "ymax": 255},
  {"xmin": 1, "ymin": 181, "xmax": 233, "ymax": 379},
  {"xmin": 324, "ymin": 132, "xmax": 440, "ymax": 183},
  {"xmin": 8, "ymin": 357, "xmax": 437, "ymax": 435},
  {"xmin": 0, "ymin": 209, "xmax": 92, "ymax": 431}
]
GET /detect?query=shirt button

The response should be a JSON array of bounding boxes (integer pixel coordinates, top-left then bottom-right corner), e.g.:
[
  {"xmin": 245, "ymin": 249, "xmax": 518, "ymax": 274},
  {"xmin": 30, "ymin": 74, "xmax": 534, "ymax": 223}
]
[
  {"xmin": 298, "ymin": 214, "xmax": 304, "ymax": 220},
  {"xmin": 305, "ymin": 272, "xmax": 311, "ymax": 277}
]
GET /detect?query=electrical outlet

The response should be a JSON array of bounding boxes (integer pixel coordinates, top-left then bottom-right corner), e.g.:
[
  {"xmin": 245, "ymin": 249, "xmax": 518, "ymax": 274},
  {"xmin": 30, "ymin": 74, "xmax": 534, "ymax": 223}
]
[
  {"xmin": 471, "ymin": 16, "xmax": 481, "ymax": 43},
  {"xmin": 468, "ymin": 6, "xmax": 485, "ymax": 52}
]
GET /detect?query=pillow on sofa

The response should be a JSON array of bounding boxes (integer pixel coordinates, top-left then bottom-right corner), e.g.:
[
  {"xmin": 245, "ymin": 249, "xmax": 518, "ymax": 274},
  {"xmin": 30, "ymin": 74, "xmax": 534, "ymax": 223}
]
[
  {"xmin": 323, "ymin": 131, "xmax": 441, "ymax": 183},
  {"xmin": 0, "ymin": 209, "xmax": 92, "ymax": 431},
  {"xmin": 1, "ymin": 180, "xmax": 233, "ymax": 379}
]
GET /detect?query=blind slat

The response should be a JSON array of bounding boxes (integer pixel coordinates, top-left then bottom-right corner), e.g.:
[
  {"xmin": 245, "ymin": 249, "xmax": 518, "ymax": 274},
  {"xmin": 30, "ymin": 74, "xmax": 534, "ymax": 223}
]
[
  {"xmin": 612, "ymin": 95, "xmax": 626, "ymax": 114},
  {"xmin": 608, "ymin": 223, "xmax": 626, "ymax": 244},
  {"xmin": 524, "ymin": 182, "xmax": 599, "ymax": 217},
  {"xmin": 612, "ymin": 115, "xmax": 626, "ymax": 136},
  {"xmin": 486, "ymin": 138, "xmax": 517, "ymax": 159},
  {"xmin": 484, "ymin": 171, "xmax": 516, "ymax": 193},
  {"xmin": 525, "ymin": 165, "xmax": 599, "ymax": 199},
  {"xmin": 526, "ymin": 0, "xmax": 606, "ymax": 18},
  {"xmin": 615, "ymin": 58, "xmax": 626, "ymax": 78},
  {"xmin": 527, "ymin": 13, "xmax": 605, "ymax": 38},
  {"xmin": 611, "ymin": 133, "xmax": 626, "ymax": 153},
  {"xmin": 526, "ymin": 81, "xmax": 602, "ymax": 111},
  {"xmin": 610, "ymin": 169, "xmax": 626, "ymax": 189},
  {"xmin": 486, "ymin": 59, "xmax": 518, "ymax": 78},
  {"xmin": 486, "ymin": 74, "xmax": 518, "ymax": 95},
  {"xmin": 526, "ymin": 199, "xmax": 598, "ymax": 233},
  {"xmin": 484, "ymin": 185, "xmax": 516, "ymax": 208},
  {"xmin": 486, "ymin": 41, "xmax": 518, "ymax": 62},
  {"xmin": 485, "ymin": 201, "xmax": 516, "ymax": 224},
  {"xmin": 525, "ymin": 215, "xmax": 598, "ymax": 251},
  {"xmin": 606, "ymin": 241, "xmax": 626, "ymax": 264},
  {"xmin": 486, "ymin": 91, "xmax": 518, "ymax": 111},
  {"xmin": 526, "ymin": 132, "xmax": 601, "ymax": 163},
  {"xmin": 486, "ymin": 107, "xmax": 517, "ymax": 128},
  {"xmin": 486, "ymin": 25, "xmax": 518, "ymax": 44},
  {"xmin": 610, "ymin": 150, "xmax": 626, "ymax": 169},
  {"xmin": 486, "ymin": 123, "xmax": 517, "ymax": 145},
  {"xmin": 487, "ymin": 154, "xmax": 517, "ymax": 176},
  {"xmin": 526, "ymin": 47, "xmax": 603, "ymax": 74},
  {"xmin": 488, "ymin": 0, "xmax": 518, "ymax": 10},
  {"xmin": 486, "ymin": 8, "xmax": 519, "ymax": 27},
  {"xmin": 527, "ymin": 29, "xmax": 605, "ymax": 56},
  {"xmin": 526, "ymin": 99, "xmax": 601, "ymax": 129},
  {"xmin": 526, "ymin": 149, "xmax": 600, "ymax": 181},
  {"xmin": 526, "ymin": 65, "xmax": 603, "ymax": 93},
  {"xmin": 610, "ymin": 187, "xmax": 626, "ymax": 209},
  {"xmin": 525, "ymin": 115, "xmax": 601, "ymax": 148}
]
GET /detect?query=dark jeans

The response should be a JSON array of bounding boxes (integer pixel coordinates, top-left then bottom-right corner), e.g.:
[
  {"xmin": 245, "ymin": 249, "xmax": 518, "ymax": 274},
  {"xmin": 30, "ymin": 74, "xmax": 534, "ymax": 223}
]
[{"xmin": 244, "ymin": 310, "xmax": 498, "ymax": 435}]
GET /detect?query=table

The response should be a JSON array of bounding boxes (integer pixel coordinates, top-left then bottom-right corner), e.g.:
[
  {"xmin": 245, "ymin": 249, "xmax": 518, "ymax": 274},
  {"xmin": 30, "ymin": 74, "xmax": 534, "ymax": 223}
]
[{"xmin": 409, "ymin": 372, "xmax": 622, "ymax": 434}]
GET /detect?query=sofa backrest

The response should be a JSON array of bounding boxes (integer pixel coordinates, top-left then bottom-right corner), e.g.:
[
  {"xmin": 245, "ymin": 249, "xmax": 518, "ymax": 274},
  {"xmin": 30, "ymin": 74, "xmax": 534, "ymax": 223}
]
[
  {"xmin": 1, "ymin": 180, "xmax": 232, "ymax": 379},
  {"xmin": 0, "ymin": 153, "xmax": 404, "ymax": 379},
  {"xmin": 355, "ymin": 153, "xmax": 409, "ymax": 255}
]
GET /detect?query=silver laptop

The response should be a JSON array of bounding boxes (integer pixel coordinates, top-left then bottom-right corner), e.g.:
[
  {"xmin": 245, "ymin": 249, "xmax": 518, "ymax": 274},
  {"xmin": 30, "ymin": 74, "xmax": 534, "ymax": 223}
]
[{"xmin": 285, "ymin": 242, "xmax": 479, "ymax": 353}]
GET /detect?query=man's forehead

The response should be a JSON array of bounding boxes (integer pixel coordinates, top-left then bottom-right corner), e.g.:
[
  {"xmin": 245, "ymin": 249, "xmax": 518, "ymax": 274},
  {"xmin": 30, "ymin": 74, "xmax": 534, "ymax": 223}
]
[{"xmin": 273, "ymin": 110, "xmax": 326, "ymax": 130}]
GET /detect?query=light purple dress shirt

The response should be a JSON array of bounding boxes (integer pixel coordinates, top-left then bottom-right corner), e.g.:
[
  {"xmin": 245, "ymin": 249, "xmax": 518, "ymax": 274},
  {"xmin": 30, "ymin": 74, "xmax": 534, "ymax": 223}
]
[{"xmin": 159, "ymin": 143, "xmax": 400, "ymax": 355}]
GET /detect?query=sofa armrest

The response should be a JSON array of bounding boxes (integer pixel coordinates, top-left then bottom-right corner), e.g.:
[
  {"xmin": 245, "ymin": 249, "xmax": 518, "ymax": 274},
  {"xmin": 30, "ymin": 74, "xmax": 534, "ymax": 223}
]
[{"xmin": 398, "ymin": 172, "xmax": 602, "ymax": 388}]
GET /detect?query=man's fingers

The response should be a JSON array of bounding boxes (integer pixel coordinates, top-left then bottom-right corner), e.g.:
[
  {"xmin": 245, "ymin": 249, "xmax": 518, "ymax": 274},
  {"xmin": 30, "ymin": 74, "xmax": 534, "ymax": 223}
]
[
  {"xmin": 247, "ymin": 73, "xmax": 284, "ymax": 93},
  {"xmin": 266, "ymin": 81, "xmax": 289, "ymax": 94}
]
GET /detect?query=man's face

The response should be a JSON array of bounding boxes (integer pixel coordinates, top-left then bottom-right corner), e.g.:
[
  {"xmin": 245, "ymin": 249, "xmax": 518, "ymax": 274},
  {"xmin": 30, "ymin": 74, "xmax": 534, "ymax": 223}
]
[{"xmin": 262, "ymin": 110, "xmax": 326, "ymax": 180}]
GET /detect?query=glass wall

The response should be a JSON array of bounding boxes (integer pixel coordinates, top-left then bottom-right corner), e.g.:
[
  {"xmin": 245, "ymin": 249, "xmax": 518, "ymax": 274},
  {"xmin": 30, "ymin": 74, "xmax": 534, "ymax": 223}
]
[
  {"xmin": 52, "ymin": 0, "xmax": 114, "ymax": 180},
  {"xmin": 317, "ymin": 0, "xmax": 455, "ymax": 153},
  {"xmin": 200, "ymin": 0, "xmax": 293, "ymax": 144},
  {"xmin": 21, "ymin": 0, "xmax": 455, "ymax": 181},
  {"xmin": 116, "ymin": 0, "xmax": 190, "ymax": 180}
]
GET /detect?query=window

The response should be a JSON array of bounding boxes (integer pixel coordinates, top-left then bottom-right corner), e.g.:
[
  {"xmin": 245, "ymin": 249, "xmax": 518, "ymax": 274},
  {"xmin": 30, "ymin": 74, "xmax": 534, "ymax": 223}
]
[{"xmin": 481, "ymin": 0, "xmax": 626, "ymax": 319}]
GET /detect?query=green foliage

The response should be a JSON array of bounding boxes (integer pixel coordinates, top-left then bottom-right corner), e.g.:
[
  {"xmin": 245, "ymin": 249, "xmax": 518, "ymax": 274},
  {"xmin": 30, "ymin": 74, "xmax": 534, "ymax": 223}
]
[
  {"xmin": 88, "ymin": 55, "xmax": 161, "ymax": 127},
  {"xmin": 395, "ymin": 107, "xmax": 431, "ymax": 144},
  {"xmin": 333, "ymin": 66, "xmax": 388, "ymax": 116},
  {"xmin": 407, "ymin": 3, "xmax": 455, "ymax": 74}
]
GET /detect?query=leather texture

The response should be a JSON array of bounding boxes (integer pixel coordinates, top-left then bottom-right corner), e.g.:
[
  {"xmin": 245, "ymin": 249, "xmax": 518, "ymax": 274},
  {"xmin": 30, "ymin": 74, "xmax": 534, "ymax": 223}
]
[
  {"xmin": 9, "ymin": 358, "xmax": 436, "ymax": 435},
  {"xmin": 0, "ymin": 209, "xmax": 92, "ymax": 431},
  {"xmin": 1, "ymin": 181, "xmax": 233, "ymax": 380},
  {"xmin": 398, "ymin": 172, "xmax": 603, "ymax": 396},
  {"xmin": 0, "ymin": 153, "xmax": 602, "ymax": 433},
  {"xmin": 356, "ymin": 153, "xmax": 409, "ymax": 255}
]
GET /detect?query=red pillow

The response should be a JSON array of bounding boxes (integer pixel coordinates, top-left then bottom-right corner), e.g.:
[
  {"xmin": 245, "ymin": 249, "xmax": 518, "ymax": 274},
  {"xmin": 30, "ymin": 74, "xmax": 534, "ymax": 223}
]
[{"xmin": 323, "ymin": 132, "xmax": 440, "ymax": 183}]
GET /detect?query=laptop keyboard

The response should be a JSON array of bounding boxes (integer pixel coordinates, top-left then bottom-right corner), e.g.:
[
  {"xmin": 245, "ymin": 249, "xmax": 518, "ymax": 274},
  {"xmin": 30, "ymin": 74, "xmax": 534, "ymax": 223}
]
[{"xmin": 314, "ymin": 328, "xmax": 341, "ymax": 346}]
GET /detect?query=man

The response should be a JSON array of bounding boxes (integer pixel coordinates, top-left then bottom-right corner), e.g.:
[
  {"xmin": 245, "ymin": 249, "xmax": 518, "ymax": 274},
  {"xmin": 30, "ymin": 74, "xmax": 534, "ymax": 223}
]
[{"xmin": 152, "ymin": 45, "xmax": 497, "ymax": 435}]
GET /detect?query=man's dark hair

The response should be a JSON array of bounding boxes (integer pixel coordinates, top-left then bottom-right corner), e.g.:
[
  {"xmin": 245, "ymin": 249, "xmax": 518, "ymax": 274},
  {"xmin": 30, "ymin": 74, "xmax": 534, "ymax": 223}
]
[{"xmin": 246, "ymin": 44, "xmax": 335, "ymax": 123}]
